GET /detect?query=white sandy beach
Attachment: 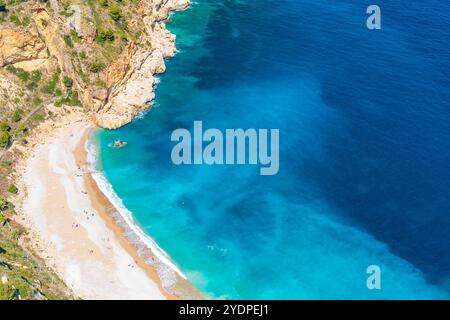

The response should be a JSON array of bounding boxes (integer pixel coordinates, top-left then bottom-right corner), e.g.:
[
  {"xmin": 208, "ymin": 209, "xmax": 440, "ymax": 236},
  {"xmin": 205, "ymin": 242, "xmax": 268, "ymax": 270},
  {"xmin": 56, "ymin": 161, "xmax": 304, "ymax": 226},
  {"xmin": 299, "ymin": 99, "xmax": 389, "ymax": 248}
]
[{"xmin": 18, "ymin": 120, "xmax": 165, "ymax": 300}]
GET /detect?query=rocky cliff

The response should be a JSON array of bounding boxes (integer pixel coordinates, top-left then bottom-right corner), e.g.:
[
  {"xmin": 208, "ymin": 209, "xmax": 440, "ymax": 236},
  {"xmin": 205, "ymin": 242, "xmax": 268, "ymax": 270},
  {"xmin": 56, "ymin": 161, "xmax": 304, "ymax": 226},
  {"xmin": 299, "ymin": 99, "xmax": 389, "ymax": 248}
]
[
  {"xmin": 0, "ymin": 28, "xmax": 48, "ymax": 67},
  {"xmin": 93, "ymin": 0, "xmax": 190, "ymax": 129},
  {"xmin": 0, "ymin": 0, "xmax": 190, "ymax": 130}
]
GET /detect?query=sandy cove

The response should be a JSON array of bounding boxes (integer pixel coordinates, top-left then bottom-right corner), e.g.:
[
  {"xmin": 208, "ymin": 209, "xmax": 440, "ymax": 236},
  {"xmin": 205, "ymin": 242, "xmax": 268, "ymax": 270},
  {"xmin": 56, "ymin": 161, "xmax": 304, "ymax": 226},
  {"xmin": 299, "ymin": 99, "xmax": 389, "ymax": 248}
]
[
  {"xmin": 18, "ymin": 119, "xmax": 163, "ymax": 299},
  {"xmin": 14, "ymin": 115, "xmax": 199, "ymax": 300}
]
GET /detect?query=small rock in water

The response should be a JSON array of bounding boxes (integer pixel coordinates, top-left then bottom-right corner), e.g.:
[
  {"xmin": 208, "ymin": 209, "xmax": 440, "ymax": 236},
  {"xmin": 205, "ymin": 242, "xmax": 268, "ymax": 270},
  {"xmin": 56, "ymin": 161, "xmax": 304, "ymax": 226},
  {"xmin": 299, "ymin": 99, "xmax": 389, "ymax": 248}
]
[{"xmin": 112, "ymin": 140, "xmax": 127, "ymax": 148}]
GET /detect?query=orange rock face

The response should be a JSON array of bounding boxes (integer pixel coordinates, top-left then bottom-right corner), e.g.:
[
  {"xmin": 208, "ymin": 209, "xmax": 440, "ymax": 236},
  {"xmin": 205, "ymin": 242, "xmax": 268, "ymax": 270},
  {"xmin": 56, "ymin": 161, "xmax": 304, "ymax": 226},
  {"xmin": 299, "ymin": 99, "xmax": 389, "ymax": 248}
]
[
  {"xmin": 104, "ymin": 42, "xmax": 138, "ymax": 89},
  {"xmin": 0, "ymin": 28, "xmax": 48, "ymax": 67},
  {"xmin": 93, "ymin": 0, "xmax": 191, "ymax": 130}
]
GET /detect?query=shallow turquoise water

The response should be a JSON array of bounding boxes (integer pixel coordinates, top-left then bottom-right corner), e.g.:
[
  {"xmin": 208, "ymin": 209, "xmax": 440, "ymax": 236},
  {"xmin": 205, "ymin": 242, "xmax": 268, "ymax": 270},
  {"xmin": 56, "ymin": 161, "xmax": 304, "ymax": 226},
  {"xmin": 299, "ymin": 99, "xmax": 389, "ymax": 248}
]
[{"xmin": 95, "ymin": 0, "xmax": 450, "ymax": 299}]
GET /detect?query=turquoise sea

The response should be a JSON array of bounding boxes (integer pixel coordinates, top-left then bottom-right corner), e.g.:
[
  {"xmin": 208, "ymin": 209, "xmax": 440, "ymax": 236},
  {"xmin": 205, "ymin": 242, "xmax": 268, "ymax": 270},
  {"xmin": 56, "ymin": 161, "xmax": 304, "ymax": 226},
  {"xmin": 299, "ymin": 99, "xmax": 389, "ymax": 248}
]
[{"xmin": 92, "ymin": 0, "xmax": 450, "ymax": 299}]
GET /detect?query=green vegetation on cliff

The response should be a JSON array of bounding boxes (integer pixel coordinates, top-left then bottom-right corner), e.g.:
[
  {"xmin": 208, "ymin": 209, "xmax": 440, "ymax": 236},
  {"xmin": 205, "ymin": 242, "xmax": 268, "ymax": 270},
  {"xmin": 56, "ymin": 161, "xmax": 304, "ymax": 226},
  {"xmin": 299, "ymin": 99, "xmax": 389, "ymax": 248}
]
[{"xmin": 0, "ymin": 218, "xmax": 72, "ymax": 300}]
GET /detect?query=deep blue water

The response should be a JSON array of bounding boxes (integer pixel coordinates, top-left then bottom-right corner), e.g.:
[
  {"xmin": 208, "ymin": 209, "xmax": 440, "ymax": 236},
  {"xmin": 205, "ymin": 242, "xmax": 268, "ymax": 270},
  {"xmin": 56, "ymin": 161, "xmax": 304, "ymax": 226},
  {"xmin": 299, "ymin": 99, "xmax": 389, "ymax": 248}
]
[{"xmin": 95, "ymin": 0, "xmax": 450, "ymax": 298}]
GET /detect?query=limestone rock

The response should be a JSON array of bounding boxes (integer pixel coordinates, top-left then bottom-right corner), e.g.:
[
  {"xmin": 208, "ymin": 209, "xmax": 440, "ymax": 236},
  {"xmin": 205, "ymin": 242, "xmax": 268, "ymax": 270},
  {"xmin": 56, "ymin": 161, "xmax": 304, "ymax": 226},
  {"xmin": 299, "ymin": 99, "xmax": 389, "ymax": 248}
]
[
  {"xmin": 65, "ymin": 5, "xmax": 96, "ymax": 44},
  {"xmin": 93, "ymin": 49, "xmax": 159, "ymax": 129},
  {"xmin": 104, "ymin": 42, "xmax": 138, "ymax": 89},
  {"xmin": 0, "ymin": 28, "xmax": 48, "ymax": 67},
  {"xmin": 0, "ymin": 74, "xmax": 27, "ymax": 112},
  {"xmin": 93, "ymin": 0, "xmax": 190, "ymax": 129},
  {"xmin": 32, "ymin": 8, "xmax": 93, "ymax": 111}
]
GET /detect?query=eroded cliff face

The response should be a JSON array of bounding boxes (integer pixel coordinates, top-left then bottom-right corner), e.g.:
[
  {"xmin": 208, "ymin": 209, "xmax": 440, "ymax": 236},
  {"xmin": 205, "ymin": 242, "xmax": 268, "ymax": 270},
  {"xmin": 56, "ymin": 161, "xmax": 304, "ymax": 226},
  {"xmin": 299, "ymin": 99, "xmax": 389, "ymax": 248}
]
[
  {"xmin": 31, "ymin": 8, "xmax": 97, "ymax": 111},
  {"xmin": 93, "ymin": 0, "xmax": 190, "ymax": 129},
  {"xmin": 0, "ymin": 28, "xmax": 48, "ymax": 67}
]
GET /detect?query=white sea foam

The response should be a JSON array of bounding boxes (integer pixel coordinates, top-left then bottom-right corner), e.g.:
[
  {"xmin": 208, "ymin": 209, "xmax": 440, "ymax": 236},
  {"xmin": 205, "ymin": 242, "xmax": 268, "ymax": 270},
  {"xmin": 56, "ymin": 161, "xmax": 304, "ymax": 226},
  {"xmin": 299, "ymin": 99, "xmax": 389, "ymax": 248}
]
[{"xmin": 85, "ymin": 134, "xmax": 187, "ymax": 282}]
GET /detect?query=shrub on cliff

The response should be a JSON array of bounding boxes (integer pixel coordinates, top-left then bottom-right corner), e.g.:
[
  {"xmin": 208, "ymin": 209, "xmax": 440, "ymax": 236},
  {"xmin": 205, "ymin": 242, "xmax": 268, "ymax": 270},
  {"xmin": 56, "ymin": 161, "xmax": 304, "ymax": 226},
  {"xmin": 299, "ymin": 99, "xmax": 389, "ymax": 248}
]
[
  {"xmin": 7, "ymin": 184, "xmax": 18, "ymax": 194},
  {"xmin": 5, "ymin": 65, "xmax": 16, "ymax": 74},
  {"xmin": 0, "ymin": 131, "xmax": 11, "ymax": 148},
  {"xmin": 79, "ymin": 70, "xmax": 90, "ymax": 84},
  {"xmin": 63, "ymin": 34, "xmax": 74, "ymax": 48},
  {"xmin": 17, "ymin": 123, "xmax": 27, "ymax": 133},
  {"xmin": 63, "ymin": 76, "xmax": 74, "ymax": 89},
  {"xmin": 60, "ymin": 4, "xmax": 74, "ymax": 17},
  {"xmin": 0, "ymin": 284, "xmax": 15, "ymax": 300},
  {"xmin": 31, "ymin": 70, "xmax": 42, "ymax": 83},
  {"xmin": 16, "ymin": 69, "xmax": 30, "ymax": 83},
  {"xmin": 0, "ymin": 121, "xmax": 10, "ymax": 132},
  {"xmin": 65, "ymin": 90, "xmax": 81, "ymax": 106},
  {"xmin": 89, "ymin": 62, "xmax": 105, "ymax": 73},
  {"xmin": 6, "ymin": 66, "xmax": 30, "ymax": 83},
  {"xmin": 0, "ymin": 212, "xmax": 6, "ymax": 225},
  {"xmin": 70, "ymin": 29, "xmax": 81, "ymax": 44},
  {"xmin": 7, "ymin": 14, "xmax": 30, "ymax": 27},
  {"xmin": 79, "ymin": 51, "xmax": 87, "ymax": 60},
  {"xmin": 109, "ymin": 5, "xmax": 122, "ymax": 22},
  {"xmin": 9, "ymin": 14, "xmax": 20, "ymax": 26},
  {"xmin": 33, "ymin": 96, "xmax": 43, "ymax": 107},
  {"xmin": 25, "ymin": 70, "xmax": 42, "ymax": 90},
  {"xmin": 0, "ymin": 197, "xmax": 7, "ymax": 210},
  {"xmin": 41, "ymin": 69, "xmax": 61, "ymax": 94},
  {"xmin": 96, "ymin": 29, "xmax": 115, "ymax": 44},
  {"xmin": 11, "ymin": 109, "xmax": 23, "ymax": 122},
  {"xmin": 22, "ymin": 16, "xmax": 29, "ymax": 26}
]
